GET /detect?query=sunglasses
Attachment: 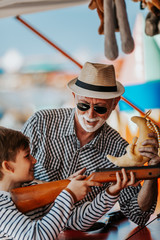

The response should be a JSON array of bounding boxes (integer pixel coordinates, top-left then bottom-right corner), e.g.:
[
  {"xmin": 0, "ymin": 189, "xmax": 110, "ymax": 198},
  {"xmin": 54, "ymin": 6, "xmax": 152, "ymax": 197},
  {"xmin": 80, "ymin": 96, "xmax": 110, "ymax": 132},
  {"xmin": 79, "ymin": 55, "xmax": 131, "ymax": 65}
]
[{"xmin": 77, "ymin": 103, "xmax": 107, "ymax": 114}]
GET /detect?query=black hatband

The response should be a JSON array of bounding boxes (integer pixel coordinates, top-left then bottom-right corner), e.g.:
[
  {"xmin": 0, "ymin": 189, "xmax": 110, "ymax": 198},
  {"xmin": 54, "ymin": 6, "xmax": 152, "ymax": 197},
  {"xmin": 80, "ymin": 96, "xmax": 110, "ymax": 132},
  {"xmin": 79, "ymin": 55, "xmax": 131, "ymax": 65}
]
[{"xmin": 75, "ymin": 79, "xmax": 117, "ymax": 92}]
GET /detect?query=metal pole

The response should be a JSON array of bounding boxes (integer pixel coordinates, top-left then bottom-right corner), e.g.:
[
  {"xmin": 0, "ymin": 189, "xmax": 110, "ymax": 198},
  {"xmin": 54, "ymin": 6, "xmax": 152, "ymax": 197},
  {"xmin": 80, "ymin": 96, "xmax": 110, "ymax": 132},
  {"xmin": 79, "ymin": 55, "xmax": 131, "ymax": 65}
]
[{"xmin": 16, "ymin": 16, "xmax": 83, "ymax": 69}]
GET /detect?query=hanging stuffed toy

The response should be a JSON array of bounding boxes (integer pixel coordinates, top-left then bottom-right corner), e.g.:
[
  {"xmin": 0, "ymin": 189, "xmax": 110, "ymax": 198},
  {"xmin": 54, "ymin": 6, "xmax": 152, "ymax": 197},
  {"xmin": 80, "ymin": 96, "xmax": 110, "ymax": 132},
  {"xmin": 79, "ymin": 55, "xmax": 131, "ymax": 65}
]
[
  {"xmin": 132, "ymin": 0, "xmax": 160, "ymax": 36},
  {"xmin": 107, "ymin": 110, "xmax": 160, "ymax": 167},
  {"xmin": 145, "ymin": 11, "xmax": 160, "ymax": 36},
  {"xmin": 88, "ymin": 0, "xmax": 134, "ymax": 60},
  {"xmin": 132, "ymin": 0, "xmax": 160, "ymax": 13},
  {"xmin": 88, "ymin": 0, "xmax": 160, "ymax": 60}
]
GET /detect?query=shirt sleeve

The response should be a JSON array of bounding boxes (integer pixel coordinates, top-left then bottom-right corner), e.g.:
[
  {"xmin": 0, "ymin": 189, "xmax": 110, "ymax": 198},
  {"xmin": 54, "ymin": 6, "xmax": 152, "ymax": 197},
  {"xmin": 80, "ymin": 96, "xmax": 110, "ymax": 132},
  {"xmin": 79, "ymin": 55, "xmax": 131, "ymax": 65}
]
[
  {"xmin": 22, "ymin": 113, "xmax": 40, "ymax": 157},
  {"xmin": 118, "ymin": 185, "xmax": 157, "ymax": 226},
  {"xmin": 0, "ymin": 190, "xmax": 74, "ymax": 240},
  {"xmin": 66, "ymin": 189, "xmax": 119, "ymax": 231}
]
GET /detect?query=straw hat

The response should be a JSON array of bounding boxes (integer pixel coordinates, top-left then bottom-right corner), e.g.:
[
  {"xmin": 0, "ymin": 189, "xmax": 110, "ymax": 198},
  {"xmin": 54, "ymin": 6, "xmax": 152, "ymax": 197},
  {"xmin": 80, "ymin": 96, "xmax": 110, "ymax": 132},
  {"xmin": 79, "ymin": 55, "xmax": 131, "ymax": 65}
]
[{"xmin": 67, "ymin": 62, "xmax": 125, "ymax": 99}]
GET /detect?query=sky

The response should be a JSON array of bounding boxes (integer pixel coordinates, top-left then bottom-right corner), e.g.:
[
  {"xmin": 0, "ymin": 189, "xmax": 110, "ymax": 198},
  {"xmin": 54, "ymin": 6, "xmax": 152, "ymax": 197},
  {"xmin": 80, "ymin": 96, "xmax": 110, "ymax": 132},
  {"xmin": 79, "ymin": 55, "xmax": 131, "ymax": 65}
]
[{"xmin": 0, "ymin": 1, "xmax": 147, "ymax": 69}]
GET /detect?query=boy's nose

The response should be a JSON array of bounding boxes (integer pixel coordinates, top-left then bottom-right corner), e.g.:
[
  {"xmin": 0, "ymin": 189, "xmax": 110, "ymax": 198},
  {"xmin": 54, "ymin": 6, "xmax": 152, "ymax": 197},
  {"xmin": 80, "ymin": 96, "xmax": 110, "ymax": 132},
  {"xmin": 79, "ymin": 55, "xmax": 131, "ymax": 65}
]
[{"xmin": 31, "ymin": 155, "xmax": 37, "ymax": 164}]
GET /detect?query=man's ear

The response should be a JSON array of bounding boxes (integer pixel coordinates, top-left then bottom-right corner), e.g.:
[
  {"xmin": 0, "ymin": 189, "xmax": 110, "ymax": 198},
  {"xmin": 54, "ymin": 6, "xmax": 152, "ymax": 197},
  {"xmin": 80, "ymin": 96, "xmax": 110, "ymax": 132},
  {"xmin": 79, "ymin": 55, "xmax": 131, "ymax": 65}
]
[
  {"xmin": 112, "ymin": 96, "xmax": 121, "ymax": 110},
  {"xmin": 2, "ymin": 161, "xmax": 14, "ymax": 173}
]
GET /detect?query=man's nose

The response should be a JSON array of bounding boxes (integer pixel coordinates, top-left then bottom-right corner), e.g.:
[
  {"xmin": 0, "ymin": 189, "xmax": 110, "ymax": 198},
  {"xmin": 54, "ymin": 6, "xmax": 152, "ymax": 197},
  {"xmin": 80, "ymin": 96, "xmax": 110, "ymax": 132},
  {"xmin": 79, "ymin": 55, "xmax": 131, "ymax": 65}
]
[{"xmin": 88, "ymin": 106, "xmax": 95, "ymax": 118}]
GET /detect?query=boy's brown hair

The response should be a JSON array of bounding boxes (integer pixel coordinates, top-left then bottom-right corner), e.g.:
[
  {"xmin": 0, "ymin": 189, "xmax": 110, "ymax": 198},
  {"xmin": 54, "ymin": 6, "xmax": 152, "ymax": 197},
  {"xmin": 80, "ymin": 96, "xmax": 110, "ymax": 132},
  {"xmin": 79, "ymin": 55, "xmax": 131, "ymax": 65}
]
[{"xmin": 0, "ymin": 126, "xmax": 30, "ymax": 179}]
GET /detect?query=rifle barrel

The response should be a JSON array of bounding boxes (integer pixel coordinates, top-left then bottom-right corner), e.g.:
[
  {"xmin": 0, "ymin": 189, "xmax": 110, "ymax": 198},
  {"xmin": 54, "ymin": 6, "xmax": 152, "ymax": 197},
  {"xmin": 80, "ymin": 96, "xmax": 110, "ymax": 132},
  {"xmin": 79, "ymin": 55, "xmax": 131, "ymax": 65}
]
[{"xmin": 86, "ymin": 166, "xmax": 160, "ymax": 182}]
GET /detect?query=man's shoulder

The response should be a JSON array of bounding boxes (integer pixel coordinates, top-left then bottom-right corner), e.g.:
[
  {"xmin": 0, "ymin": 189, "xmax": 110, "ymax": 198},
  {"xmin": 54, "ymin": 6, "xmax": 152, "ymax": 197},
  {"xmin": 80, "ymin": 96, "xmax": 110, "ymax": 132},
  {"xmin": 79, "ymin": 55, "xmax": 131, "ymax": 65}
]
[
  {"xmin": 34, "ymin": 108, "xmax": 73, "ymax": 119},
  {"xmin": 27, "ymin": 108, "xmax": 73, "ymax": 126},
  {"xmin": 22, "ymin": 108, "xmax": 74, "ymax": 135},
  {"xmin": 29, "ymin": 108, "xmax": 74, "ymax": 135}
]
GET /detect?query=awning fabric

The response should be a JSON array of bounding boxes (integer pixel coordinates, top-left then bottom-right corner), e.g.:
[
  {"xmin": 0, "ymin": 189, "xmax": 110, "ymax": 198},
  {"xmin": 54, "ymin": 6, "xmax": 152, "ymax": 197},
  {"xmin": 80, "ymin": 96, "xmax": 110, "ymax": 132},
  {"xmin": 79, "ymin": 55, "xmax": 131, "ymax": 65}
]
[{"xmin": 0, "ymin": 0, "xmax": 89, "ymax": 18}]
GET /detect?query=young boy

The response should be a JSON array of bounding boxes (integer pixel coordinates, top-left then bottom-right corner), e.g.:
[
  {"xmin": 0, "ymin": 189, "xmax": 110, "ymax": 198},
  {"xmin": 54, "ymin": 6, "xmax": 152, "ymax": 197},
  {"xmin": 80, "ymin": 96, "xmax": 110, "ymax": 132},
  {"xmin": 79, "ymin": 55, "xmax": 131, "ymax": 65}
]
[{"xmin": 0, "ymin": 126, "xmax": 134, "ymax": 240}]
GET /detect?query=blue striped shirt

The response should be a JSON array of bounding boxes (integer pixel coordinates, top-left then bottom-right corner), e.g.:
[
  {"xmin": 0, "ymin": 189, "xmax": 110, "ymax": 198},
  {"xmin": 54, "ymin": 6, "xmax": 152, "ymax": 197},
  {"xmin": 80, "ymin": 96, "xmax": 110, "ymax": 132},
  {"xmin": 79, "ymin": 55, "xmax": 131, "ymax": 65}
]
[
  {"xmin": 0, "ymin": 187, "xmax": 119, "ymax": 239},
  {"xmin": 22, "ymin": 108, "xmax": 156, "ymax": 226}
]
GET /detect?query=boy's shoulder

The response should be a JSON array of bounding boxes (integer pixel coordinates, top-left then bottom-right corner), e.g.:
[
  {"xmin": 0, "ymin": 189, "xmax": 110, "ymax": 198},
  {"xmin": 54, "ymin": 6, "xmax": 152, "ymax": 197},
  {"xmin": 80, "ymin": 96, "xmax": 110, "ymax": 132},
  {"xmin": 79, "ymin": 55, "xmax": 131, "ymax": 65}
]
[
  {"xmin": 0, "ymin": 191, "xmax": 11, "ymax": 199},
  {"xmin": 22, "ymin": 180, "xmax": 44, "ymax": 187},
  {"xmin": 0, "ymin": 191, "xmax": 13, "ymax": 208}
]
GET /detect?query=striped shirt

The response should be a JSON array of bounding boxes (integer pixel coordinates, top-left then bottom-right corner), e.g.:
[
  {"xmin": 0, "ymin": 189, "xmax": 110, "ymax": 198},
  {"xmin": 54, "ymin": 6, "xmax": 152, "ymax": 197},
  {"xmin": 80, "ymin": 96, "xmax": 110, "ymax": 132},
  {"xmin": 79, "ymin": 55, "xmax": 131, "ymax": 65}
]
[
  {"xmin": 0, "ymin": 187, "xmax": 119, "ymax": 240},
  {"xmin": 22, "ymin": 108, "xmax": 156, "ymax": 226}
]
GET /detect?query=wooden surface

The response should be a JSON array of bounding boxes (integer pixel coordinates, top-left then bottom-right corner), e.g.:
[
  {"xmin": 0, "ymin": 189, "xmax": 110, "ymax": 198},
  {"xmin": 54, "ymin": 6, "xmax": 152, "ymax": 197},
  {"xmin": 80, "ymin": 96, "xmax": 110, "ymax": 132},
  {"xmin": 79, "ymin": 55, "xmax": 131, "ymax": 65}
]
[
  {"xmin": 58, "ymin": 179, "xmax": 160, "ymax": 240},
  {"xmin": 58, "ymin": 214, "xmax": 160, "ymax": 240}
]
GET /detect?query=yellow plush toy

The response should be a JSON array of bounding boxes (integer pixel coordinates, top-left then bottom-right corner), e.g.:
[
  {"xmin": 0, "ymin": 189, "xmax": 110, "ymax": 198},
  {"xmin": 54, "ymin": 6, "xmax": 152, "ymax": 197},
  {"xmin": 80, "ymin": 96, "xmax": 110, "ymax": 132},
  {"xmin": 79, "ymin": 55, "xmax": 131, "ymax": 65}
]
[
  {"xmin": 107, "ymin": 110, "xmax": 160, "ymax": 167},
  {"xmin": 145, "ymin": 11, "xmax": 160, "ymax": 36}
]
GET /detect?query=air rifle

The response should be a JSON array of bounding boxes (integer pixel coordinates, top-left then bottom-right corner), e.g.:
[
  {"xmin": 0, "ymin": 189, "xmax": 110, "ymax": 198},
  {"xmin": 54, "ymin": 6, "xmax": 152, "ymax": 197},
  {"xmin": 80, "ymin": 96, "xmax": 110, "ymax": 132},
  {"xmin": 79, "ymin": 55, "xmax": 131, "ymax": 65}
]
[{"xmin": 11, "ymin": 165, "xmax": 160, "ymax": 213}]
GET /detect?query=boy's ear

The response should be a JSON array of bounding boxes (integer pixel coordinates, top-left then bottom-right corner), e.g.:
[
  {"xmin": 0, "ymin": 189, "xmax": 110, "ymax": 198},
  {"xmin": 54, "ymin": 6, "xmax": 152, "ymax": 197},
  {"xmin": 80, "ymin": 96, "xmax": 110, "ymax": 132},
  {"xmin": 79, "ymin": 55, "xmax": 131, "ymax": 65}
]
[{"xmin": 2, "ymin": 161, "xmax": 14, "ymax": 173}]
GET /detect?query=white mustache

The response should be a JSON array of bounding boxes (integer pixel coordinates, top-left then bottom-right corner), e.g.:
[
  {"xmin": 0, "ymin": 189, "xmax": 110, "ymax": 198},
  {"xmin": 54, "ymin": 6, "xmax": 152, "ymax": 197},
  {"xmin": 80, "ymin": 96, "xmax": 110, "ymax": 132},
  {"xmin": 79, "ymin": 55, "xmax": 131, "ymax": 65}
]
[
  {"xmin": 76, "ymin": 108, "xmax": 106, "ymax": 132},
  {"xmin": 83, "ymin": 115, "xmax": 101, "ymax": 122}
]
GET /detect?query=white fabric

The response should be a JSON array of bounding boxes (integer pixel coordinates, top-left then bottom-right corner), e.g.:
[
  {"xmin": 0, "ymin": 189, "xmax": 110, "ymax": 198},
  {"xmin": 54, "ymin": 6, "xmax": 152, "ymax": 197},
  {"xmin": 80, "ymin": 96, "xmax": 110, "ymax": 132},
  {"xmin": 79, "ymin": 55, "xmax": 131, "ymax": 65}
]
[{"xmin": 0, "ymin": 0, "xmax": 89, "ymax": 18}]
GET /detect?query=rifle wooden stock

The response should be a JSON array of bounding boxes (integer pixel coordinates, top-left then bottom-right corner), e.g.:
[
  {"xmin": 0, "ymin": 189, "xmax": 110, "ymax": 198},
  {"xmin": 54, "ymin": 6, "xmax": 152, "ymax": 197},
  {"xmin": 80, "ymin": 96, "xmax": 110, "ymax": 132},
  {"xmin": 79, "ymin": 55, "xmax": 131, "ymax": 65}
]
[
  {"xmin": 11, "ymin": 166, "xmax": 160, "ymax": 213},
  {"xmin": 11, "ymin": 179, "xmax": 70, "ymax": 213}
]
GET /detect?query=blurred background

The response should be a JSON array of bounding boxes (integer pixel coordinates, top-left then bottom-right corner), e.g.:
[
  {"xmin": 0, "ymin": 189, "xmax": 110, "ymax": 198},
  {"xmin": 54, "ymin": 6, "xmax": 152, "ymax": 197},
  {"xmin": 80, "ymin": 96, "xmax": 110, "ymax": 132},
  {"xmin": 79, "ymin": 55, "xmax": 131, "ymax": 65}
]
[{"xmin": 0, "ymin": 1, "xmax": 159, "ymax": 141}]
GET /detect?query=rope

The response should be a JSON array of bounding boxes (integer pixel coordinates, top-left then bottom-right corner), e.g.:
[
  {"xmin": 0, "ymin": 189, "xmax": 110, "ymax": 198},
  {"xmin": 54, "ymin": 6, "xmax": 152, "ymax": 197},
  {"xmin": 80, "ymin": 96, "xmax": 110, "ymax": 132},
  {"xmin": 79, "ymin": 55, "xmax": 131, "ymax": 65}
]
[{"xmin": 145, "ymin": 110, "xmax": 160, "ymax": 157}]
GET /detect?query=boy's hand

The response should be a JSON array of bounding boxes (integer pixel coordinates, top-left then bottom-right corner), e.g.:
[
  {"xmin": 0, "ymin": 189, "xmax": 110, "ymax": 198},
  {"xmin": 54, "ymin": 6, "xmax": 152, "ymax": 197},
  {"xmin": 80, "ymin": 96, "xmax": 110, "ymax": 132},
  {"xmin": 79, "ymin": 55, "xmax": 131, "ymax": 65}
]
[
  {"xmin": 107, "ymin": 168, "xmax": 138, "ymax": 196},
  {"xmin": 67, "ymin": 168, "xmax": 86, "ymax": 180},
  {"xmin": 66, "ymin": 175, "xmax": 102, "ymax": 202}
]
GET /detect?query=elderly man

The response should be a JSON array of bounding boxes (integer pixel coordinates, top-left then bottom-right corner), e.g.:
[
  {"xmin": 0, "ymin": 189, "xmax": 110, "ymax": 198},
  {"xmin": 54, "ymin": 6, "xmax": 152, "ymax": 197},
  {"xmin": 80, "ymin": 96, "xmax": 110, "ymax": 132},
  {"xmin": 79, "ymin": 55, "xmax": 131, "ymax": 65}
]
[{"xmin": 22, "ymin": 62, "xmax": 160, "ymax": 226}]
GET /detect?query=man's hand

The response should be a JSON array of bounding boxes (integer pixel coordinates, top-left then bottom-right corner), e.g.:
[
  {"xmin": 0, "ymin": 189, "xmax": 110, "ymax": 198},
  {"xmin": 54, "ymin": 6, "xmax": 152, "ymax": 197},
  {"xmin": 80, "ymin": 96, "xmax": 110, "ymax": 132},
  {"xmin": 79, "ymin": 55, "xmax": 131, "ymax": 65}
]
[
  {"xmin": 139, "ymin": 132, "xmax": 160, "ymax": 164},
  {"xmin": 137, "ymin": 132, "xmax": 159, "ymax": 211}
]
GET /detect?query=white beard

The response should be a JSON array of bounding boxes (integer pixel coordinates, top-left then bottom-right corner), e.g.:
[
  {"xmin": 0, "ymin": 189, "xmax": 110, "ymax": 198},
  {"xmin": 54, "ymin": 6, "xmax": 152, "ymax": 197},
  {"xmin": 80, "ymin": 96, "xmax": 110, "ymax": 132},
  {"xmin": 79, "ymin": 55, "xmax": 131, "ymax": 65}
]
[{"xmin": 76, "ymin": 108, "xmax": 106, "ymax": 133}]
